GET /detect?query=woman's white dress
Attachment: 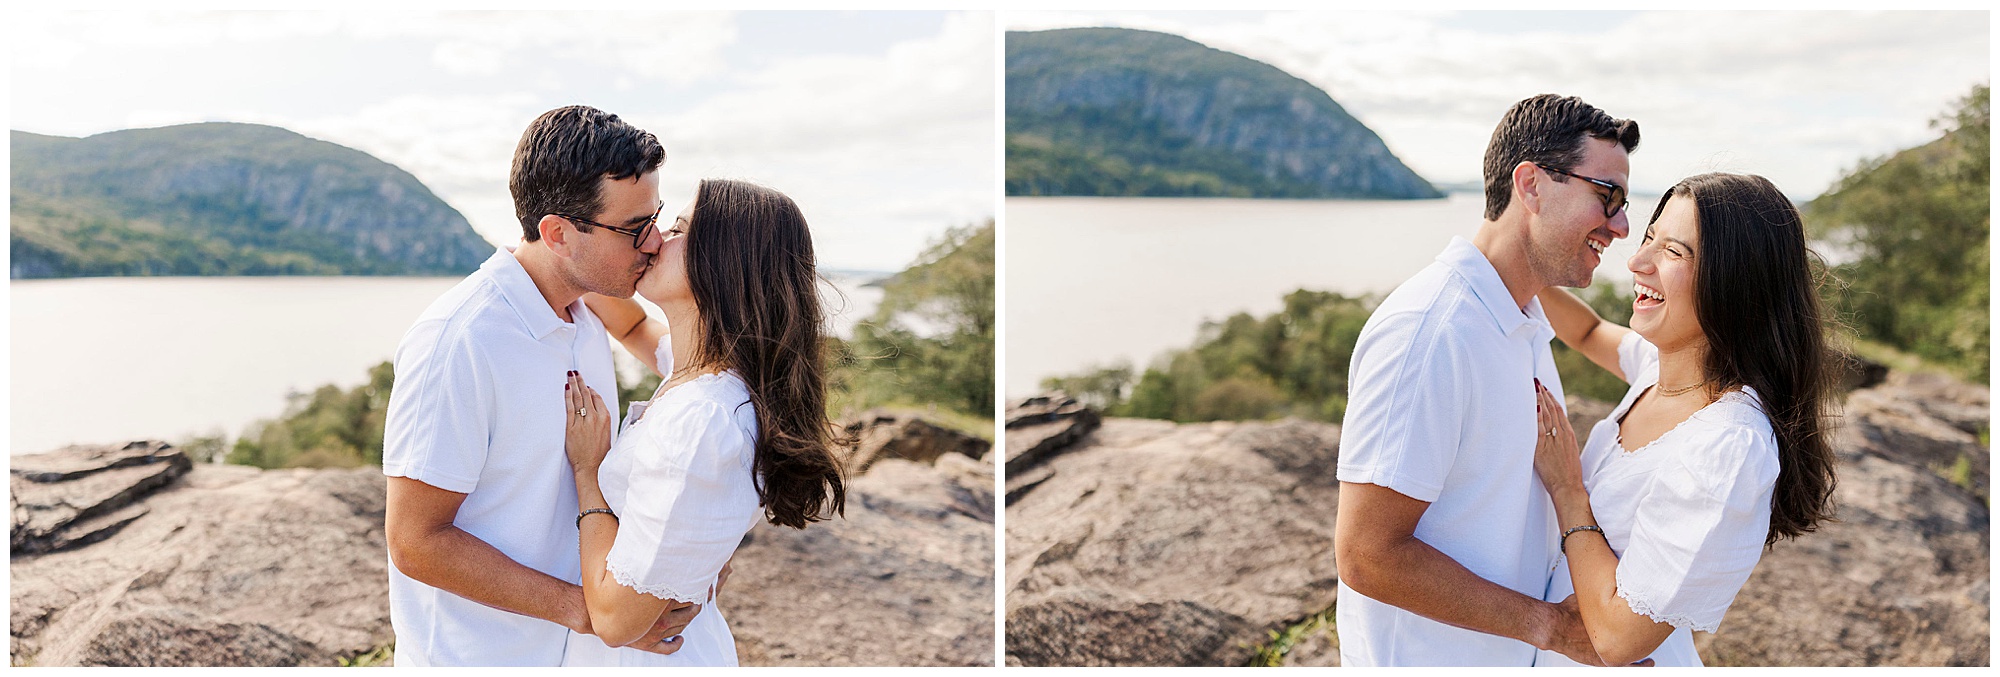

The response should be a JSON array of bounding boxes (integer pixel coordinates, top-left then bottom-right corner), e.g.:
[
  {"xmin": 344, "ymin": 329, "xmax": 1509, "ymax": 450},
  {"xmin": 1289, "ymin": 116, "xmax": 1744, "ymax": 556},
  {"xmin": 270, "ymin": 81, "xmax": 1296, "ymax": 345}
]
[
  {"xmin": 561, "ymin": 370, "xmax": 761, "ymax": 666},
  {"xmin": 1534, "ymin": 333, "xmax": 1781, "ymax": 667}
]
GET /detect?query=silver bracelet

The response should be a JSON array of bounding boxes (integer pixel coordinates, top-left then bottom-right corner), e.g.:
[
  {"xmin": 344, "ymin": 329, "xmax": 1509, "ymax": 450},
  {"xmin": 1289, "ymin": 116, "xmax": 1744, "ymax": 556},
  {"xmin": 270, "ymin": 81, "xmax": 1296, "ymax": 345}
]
[
  {"xmin": 1561, "ymin": 525, "xmax": 1605, "ymax": 554},
  {"xmin": 577, "ymin": 507, "xmax": 618, "ymax": 529}
]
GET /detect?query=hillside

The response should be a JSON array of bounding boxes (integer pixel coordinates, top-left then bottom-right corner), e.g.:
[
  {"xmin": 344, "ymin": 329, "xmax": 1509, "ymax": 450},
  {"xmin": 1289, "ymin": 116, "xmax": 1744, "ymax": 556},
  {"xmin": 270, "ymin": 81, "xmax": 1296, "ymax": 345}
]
[
  {"xmin": 11, "ymin": 123, "xmax": 491, "ymax": 278},
  {"xmin": 1006, "ymin": 28, "xmax": 1439, "ymax": 200}
]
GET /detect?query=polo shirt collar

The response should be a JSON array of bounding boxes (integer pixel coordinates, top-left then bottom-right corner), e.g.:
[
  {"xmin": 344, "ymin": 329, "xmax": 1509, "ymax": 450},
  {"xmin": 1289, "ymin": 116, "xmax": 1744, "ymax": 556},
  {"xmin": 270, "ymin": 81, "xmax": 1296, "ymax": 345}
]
[
  {"xmin": 1436, "ymin": 236, "xmax": 1550, "ymax": 338},
  {"xmin": 483, "ymin": 247, "xmax": 573, "ymax": 341}
]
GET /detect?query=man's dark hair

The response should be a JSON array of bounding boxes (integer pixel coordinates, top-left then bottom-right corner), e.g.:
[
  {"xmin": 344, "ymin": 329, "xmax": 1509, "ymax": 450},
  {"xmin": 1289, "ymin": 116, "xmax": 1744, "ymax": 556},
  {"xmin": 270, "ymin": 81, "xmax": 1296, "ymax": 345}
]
[
  {"xmin": 509, "ymin": 105, "xmax": 665, "ymax": 242},
  {"xmin": 1482, "ymin": 94, "xmax": 1640, "ymax": 221}
]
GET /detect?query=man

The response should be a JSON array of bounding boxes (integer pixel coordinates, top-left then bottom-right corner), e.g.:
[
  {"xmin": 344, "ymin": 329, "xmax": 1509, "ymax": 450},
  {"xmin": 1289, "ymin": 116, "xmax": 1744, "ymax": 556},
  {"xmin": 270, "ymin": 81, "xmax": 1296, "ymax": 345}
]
[
  {"xmin": 1332, "ymin": 94, "xmax": 1641, "ymax": 666},
  {"xmin": 381, "ymin": 105, "xmax": 691, "ymax": 665}
]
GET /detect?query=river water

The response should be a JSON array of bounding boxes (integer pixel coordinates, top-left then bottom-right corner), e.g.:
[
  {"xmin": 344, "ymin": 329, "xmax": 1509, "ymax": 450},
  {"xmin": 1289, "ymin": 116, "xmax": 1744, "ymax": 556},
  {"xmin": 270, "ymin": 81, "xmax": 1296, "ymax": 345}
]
[
  {"xmin": 9, "ymin": 273, "xmax": 882, "ymax": 454},
  {"xmin": 1004, "ymin": 193, "xmax": 1658, "ymax": 397}
]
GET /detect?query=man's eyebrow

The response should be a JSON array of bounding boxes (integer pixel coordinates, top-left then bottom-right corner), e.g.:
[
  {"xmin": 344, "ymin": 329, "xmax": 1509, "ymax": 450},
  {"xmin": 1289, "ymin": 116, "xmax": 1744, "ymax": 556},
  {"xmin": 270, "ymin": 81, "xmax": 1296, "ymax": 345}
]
[{"xmin": 623, "ymin": 202, "xmax": 665, "ymax": 227}]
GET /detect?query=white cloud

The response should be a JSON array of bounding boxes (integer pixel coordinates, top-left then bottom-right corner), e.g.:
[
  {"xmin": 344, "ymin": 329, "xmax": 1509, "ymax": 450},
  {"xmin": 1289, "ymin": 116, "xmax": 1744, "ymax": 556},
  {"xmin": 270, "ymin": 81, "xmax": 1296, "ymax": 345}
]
[
  {"xmin": 628, "ymin": 11, "xmax": 996, "ymax": 270},
  {"xmin": 11, "ymin": 10, "xmax": 992, "ymax": 271}
]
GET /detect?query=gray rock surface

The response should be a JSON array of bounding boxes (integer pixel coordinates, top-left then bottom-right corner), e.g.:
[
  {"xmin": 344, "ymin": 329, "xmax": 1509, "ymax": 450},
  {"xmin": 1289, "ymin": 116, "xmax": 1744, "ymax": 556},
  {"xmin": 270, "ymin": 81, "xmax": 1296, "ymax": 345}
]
[
  {"xmin": 10, "ymin": 452, "xmax": 390, "ymax": 667},
  {"xmin": 13, "ymin": 416, "xmax": 1000, "ymax": 667},
  {"xmin": 729, "ymin": 457, "xmax": 995, "ymax": 666},
  {"xmin": 1007, "ymin": 372, "xmax": 1988, "ymax": 667},
  {"xmin": 1005, "ymin": 414, "xmax": 1342, "ymax": 666},
  {"xmin": 1694, "ymin": 372, "xmax": 1989, "ymax": 666}
]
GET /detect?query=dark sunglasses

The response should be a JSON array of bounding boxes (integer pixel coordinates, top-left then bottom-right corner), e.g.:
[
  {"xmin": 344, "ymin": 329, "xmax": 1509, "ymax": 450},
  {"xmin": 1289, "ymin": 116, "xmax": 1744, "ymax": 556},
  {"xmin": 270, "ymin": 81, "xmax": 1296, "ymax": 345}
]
[
  {"xmin": 554, "ymin": 202, "xmax": 664, "ymax": 249},
  {"xmin": 1536, "ymin": 163, "xmax": 1628, "ymax": 218}
]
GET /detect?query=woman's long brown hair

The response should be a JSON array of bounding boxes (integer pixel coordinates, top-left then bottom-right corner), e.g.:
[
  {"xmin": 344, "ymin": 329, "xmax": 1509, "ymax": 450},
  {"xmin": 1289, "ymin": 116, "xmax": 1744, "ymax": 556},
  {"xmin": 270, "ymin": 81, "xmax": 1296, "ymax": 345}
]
[
  {"xmin": 1650, "ymin": 172, "xmax": 1837, "ymax": 546},
  {"xmin": 683, "ymin": 178, "xmax": 845, "ymax": 528}
]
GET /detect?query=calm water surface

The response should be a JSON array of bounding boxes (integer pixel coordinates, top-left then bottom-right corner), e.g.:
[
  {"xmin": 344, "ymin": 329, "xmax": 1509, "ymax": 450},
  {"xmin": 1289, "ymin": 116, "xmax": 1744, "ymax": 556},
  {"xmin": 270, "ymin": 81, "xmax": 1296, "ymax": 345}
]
[
  {"xmin": 1005, "ymin": 193, "xmax": 1656, "ymax": 397},
  {"xmin": 10, "ymin": 274, "xmax": 881, "ymax": 454}
]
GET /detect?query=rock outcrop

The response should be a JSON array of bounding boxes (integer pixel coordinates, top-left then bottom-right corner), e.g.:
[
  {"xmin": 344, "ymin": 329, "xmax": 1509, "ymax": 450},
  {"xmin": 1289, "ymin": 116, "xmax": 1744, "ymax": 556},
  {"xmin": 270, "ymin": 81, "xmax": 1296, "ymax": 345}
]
[
  {"xmin": 840, "ymin": 410, "xmax": 992, "ymax": 475},
  {"xmin": 1006, "ymin": 371, "xmax": 1990, "ymax": 666},
  {"xmin": 10, "ymin": 447, "xmax": 390, "ymax": 667},
  {"xmin": 1693, "ymin": 371, "xmax": 1989, "ymax": 666},
  {"xmin": 729, "ymin": 456, "xmax": 995, "ymax": 666},
  {"xmin": 726, "ymin": 415, "xmax": 994, "ymax": 665},
  {"xmin": 12, "ymin": 411, "xmax": 997, "ymax": 667},
  {"xmin": 1004, "ymin": 408, "xmax": 1343, "ymax": 666},
  {"xmin": 1003, "ymin": 394, "xmax": 1100, "ymax": 502},
  {"xmin": 12, "ymin": 441, "xmax": 192, "ymax": 555}
]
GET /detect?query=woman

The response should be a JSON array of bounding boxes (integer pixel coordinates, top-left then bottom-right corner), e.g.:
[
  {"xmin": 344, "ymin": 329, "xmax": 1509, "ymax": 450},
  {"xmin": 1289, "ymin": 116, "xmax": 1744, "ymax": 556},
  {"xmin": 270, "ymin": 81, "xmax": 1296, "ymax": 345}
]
[
  {"xmin": 560, "ymin": 178, "xmax": 846, "ymax": 666},
  {"xmin": 1531, "ymin": 172, "xmax": 1837, "ymax": 667}
]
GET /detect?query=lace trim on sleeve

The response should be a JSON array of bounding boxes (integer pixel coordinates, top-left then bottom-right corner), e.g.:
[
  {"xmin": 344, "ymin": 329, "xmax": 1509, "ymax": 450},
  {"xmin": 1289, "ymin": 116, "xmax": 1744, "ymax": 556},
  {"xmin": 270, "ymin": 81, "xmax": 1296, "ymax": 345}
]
[
  {"xmin": 605, "ymin": 559, "xmax": 705, "ymax": 604},
  {"xmin": 1616, "ymin": 579, "xmax": 1720, "ymax": 633}
]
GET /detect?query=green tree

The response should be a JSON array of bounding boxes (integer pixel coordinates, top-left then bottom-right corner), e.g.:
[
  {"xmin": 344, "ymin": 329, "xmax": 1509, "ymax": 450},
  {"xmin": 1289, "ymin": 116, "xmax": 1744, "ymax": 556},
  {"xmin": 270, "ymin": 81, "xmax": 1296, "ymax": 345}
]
[
  {"xmin": 1040, "ymin": 362, "xmax": 1135, "ymax": 411},
  {"xmin": 229, "ymin": 361, "xmax": 394, "ymax": 468},
  {"xmin": 1045, "ymin": 283, "xmax": 1643, "ymax": 424},
  {"xmin": 1809, "ymin": 83, "xmax": 1989, "ymax": 382},
  {"xmin": 1053, "ymin": 289, "xmax": 1374, "ymax": 423},
  {"xmin": 839, "ymin": 220, "xmax": 996, "ymax": 417}
]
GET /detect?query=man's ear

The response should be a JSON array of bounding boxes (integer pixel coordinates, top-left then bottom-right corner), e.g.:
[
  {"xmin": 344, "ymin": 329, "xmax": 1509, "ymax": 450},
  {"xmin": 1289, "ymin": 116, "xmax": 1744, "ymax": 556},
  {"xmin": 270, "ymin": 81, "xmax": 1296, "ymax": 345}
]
[
  {"xmin": 539, "ymin": 215, "xmax": 572, "ymax": 257},
  {"xmin": 1512, "ymin": 161, "xmax": 1542, "ymax": 216}
]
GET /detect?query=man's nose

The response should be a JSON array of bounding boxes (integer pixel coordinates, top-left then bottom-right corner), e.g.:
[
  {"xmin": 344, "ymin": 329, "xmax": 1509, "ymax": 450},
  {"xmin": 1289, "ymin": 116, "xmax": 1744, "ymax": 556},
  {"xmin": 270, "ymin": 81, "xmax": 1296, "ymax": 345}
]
[
  {"xmin": 640, "ymin": 227, "xmax": 664, "ymax": 255},
  {"xmin": 1607, "ymin": 209, "xmax": 1631, "ymax": 240}
]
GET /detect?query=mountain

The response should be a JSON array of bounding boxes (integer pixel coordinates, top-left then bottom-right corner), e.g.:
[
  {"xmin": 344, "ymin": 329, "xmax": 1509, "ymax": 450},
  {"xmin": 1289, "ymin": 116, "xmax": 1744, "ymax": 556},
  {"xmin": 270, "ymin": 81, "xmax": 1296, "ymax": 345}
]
[
  {"xmin": 1006, "ymin": 27, "xmax": 1440, "ymax": 200},
  {"xmin": 11, "ymin": 123, "xmax": 493, "ymax": 278}
]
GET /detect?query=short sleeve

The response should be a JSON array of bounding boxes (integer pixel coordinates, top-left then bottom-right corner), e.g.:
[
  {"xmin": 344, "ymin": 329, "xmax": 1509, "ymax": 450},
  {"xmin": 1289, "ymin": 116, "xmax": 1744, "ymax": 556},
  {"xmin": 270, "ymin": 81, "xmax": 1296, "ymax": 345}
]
[
  {"xmin": 1616, "ymin": 331, "xmax": 1660, "ymax": 386},
  {"xmin": 381, "ymin": 319, "xmax": 492, "ymax": 493},
  {"xmin": 603, "ymin": 398, "xmax": 757, "ymax": 604},
  {"xmin": 1613, "ymin": 424, "xmax": 1777, "ymax": 632},
  {"xmin": 1336, "ymin": 310, "xmax": 1469, "ymax": 503}
]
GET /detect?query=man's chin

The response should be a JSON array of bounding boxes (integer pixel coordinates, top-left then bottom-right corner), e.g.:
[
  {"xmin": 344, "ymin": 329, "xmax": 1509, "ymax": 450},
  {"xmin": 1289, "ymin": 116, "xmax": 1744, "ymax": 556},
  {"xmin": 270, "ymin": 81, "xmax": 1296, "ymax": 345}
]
[{"xmin": 1558, "ymin": 263, "xmax": 1597, "ymax": 289}]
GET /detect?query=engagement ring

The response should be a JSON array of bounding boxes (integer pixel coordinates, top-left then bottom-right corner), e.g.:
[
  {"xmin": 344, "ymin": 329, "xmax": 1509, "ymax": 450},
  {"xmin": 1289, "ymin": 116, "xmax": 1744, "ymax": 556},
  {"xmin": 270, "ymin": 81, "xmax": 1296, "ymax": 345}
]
[{"xmin": 578, "ymin": 409, "xmax": 586, "ymax": 418}]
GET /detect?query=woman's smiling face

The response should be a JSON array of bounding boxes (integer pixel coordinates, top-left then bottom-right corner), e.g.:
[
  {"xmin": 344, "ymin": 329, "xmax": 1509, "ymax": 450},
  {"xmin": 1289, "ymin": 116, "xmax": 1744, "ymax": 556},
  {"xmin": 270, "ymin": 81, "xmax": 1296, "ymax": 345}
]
[{"xmin": 1628, "ymin": 194, "xmax": 1705, "ymax": 354}]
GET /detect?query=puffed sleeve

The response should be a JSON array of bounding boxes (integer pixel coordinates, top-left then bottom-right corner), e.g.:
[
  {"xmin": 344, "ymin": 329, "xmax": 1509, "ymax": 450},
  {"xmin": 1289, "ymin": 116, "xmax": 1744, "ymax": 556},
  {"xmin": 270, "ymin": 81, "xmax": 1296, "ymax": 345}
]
[
  {"xmin": 381, "ymin": 319, "xmax": 492, "ymax": 493},
  {"xmin": 603, "ymin": 397, "xmax": 758, "ymax": 603},
  {"xmin": 1616, "ymin": 331, "xmax": 1660, "ymax": 386},
  {"xmin": 1337, "ymin": 310, "xmax": 1470, "ymax": 502},
  {"xmin": 1613, "ymin": 423, "xmax": 1778, "ymax": 632}
]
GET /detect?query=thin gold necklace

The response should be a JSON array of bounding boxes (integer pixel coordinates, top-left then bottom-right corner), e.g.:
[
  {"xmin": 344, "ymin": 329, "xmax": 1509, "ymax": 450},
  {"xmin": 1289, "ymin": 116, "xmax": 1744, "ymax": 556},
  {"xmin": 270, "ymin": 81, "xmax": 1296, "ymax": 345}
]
[{"xmin": 1657, "ymin": 380, "xmax": 1705, "ymax": 397}]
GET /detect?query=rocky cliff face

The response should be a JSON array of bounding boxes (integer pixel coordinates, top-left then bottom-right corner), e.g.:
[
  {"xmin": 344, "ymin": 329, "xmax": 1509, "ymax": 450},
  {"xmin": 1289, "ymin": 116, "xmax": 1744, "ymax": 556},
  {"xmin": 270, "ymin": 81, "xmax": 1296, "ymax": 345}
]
[
  {"xmin": 1004, "ymin": 373, "xmax": 1990, "ymax": 666},
  {"xmin": 11, "ymin": 124, "xmax": 492, "ymax": 278},
  {"xmin": 1006, "ymin": 27, "xmax": 1440, "ymax": 200},
  {"xmin": 10, "ymin": 413, "xmax": 996, "ymax": 667},
  {"xmin": 10, "ymin": 444, "xmax": 391, "ymax": 667},
  {"xmin": 1004, "ymin": 398, "xmax": 1342, "ymax": 667}
]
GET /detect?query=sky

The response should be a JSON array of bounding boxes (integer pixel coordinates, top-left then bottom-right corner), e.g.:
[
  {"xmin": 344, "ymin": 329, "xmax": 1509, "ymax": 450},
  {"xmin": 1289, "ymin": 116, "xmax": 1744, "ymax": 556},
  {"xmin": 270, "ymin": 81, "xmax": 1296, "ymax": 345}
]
[
  {"xmin": 10, "ymin": 10, "xmax": 997, "ymax": 273},
  {"xmin": 1005, "ymin": 10, "xmax": 1990, "ymax": 199}
]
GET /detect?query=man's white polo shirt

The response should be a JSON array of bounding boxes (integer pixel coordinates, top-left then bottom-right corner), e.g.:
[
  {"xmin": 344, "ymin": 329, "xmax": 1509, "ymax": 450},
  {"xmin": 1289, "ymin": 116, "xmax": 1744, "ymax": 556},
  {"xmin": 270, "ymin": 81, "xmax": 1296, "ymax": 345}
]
[
  {"xmin": 1335, "ymin": 236, "xmax": 1564, "ymax": 666},
  {"xmin": 382, "ymin": 247, "xmax": 619, "ymax": 666}
]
